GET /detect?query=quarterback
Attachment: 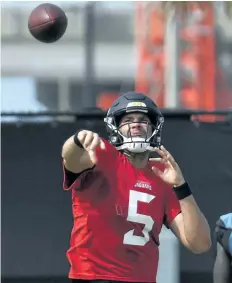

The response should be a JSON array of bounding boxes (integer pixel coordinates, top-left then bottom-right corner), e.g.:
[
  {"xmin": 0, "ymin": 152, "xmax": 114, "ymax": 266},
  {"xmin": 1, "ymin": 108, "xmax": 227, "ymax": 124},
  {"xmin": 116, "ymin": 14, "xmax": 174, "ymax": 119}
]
[{"xmin": 62, "ymin": 91, "xmax": 211, "ymax": 283}]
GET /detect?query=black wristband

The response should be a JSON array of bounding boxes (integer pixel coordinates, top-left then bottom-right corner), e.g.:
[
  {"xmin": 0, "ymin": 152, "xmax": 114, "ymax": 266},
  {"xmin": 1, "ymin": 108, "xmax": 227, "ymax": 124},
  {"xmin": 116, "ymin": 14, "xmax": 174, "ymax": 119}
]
[
  {"xmin": 73, "ymin": 132, "xmax": 84, "ymax": 149},
  {"xmin": 173, "ymin": 182, "xmax": 192, "ymax": 200}
]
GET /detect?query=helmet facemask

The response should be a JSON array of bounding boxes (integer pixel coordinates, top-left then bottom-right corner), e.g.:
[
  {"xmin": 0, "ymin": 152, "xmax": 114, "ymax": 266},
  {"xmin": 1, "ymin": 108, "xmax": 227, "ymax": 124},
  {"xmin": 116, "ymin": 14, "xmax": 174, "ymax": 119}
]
[{"xmin": 104, "ymin": 112, "xmax": 164, "ymax": 153}]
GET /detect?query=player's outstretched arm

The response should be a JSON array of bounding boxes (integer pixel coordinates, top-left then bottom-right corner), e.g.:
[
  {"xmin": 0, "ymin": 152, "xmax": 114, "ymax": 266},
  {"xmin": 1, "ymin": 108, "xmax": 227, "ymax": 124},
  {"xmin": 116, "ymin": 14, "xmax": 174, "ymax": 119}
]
[{"xmin": 62, "ymin": 130, "xmax": 105, "ymax": 173}]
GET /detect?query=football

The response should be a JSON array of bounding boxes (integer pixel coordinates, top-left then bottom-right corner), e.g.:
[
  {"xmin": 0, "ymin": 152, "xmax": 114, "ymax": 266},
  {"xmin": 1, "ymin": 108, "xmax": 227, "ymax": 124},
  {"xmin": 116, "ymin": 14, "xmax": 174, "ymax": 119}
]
[{"xmin": 28, "ymin": 3, "xmax": 68, "ymax": 43}]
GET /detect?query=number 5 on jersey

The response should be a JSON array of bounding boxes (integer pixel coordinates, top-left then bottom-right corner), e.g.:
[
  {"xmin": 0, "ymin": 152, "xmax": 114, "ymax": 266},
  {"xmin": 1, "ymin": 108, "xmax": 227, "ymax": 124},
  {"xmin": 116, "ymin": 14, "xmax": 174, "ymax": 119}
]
[{"xmin": 123, "ymin": 190, "xmax": 155, "ymax": 246}]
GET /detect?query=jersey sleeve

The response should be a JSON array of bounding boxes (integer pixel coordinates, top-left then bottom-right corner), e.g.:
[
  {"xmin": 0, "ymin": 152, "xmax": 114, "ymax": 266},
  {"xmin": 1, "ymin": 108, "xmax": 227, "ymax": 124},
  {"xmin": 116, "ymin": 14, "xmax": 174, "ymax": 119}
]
[
  {"xmin": 62, "ymin": 164, "xmax": 95, "ymax": 191},
  {"xmin": 62, "ymin": 138, "xmax": 118, "ymax": 191},
  {"xmin": 215, "ymin": 214, "xmax": 232, "ymax": 257},
  {"xmin": 164, "ymin": 185, "xmax": 181, "ymax": 228}
]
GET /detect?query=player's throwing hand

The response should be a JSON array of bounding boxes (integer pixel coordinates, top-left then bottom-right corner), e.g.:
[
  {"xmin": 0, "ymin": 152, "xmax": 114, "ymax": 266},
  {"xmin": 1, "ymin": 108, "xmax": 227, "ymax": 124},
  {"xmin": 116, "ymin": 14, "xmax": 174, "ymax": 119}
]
[
  {"xmin": 149, "ymin": 146, "xmax": 185, "ymax": 187},
  {"xmin": 78, "ymin": 130, "xmax": 106, "ymax": 163}
]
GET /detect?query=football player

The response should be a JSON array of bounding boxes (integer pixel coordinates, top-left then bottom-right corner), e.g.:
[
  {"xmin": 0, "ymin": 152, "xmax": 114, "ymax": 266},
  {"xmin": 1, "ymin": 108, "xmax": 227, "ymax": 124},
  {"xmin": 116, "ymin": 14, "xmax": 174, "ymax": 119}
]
[
  {"xmin": 62, "ymin": 91, "xmax": 211, "ymax": 283},
  {"xmin": 213, "ymin": 213, "xmax": 232, "ymax": 283}
]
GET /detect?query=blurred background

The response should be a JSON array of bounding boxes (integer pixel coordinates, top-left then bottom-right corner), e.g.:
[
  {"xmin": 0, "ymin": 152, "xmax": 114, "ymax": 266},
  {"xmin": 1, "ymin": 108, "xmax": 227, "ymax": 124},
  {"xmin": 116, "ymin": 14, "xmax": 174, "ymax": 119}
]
[
  {"xmin": 1, "ymin": 2, "xmax": 232, "ymax": 283},
  {"xmin": 1, "ymin": 1, "xmax": 232, "ymax": 116}
]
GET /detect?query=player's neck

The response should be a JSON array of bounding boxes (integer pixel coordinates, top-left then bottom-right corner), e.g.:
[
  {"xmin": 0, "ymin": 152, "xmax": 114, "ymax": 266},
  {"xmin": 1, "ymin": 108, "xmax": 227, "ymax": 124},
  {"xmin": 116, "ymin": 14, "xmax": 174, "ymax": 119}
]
[{"xmin": 123, "ymin": 151, "xmax": 150, "ymax": 169}]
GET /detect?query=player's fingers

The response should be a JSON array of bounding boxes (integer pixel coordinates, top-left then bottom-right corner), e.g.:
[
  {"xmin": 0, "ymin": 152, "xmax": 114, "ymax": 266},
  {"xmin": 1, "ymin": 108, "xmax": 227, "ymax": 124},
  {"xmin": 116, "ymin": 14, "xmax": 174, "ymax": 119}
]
[
  {"xmin": 88, "ymin": 149, "xmax": 98, "ymax": 164},
  {"xmin": 89, "ymin": 133, "xmax": 100, "ymax": 151},
  {"xmin": 149, "ymin": 157, "xmax": 166, "ymax": 164},
  {"xmin": 166, "ymin": 154, "xmax": 176, "ymax": 167},
  {"xmin": 153, "ymin": 147, "xmax": 167, "ymax": 159},
  {"xmin": 160, "ymin": 145, "xmax": 173, "ymax": 157},
  {"xmin": 151, "ymin": 166, "xmax": 163, "ymax": 177},
  {"xmin": 161, "ymin": 146, "xmax": 176, "ymax": 165},
  {"xmin": 99, "ymin": 139, "xmax": 106, "ymax": 150},
  {"xmin": 83, "ymin": 132, "xmax": 95, "ymax": 149},
  {"xmin": 77, "ymin": 130, "xmax": 87, "ymax": 144}
]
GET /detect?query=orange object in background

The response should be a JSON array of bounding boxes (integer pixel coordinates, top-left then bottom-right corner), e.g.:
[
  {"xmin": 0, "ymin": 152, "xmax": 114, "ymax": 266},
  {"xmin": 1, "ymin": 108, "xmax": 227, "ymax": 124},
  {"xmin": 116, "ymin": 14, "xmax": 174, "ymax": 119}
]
[
  {"xmin": 181, "ymin": 88, "xmax": 199, "ymax": 110},
  {"xmin": 180, "ymin": 2, "xmax": 216, "ymax": 120},
  {"xmin": 97, "ymin": 92, "xmax": 119, "ymax": 110},
  {"xmin": 135, "ymin": 2, "xmax": 217, "ymax": 119},
  {"xmin": 135, "ymin": 2, "xmax": 165, "ymax": 107}
]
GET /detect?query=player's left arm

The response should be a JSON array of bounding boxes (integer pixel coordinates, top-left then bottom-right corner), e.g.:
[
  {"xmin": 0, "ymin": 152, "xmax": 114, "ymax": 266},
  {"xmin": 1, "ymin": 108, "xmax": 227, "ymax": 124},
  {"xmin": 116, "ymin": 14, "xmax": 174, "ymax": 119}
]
[
  {"xmin": 170, "ymin": 198, "xmax": 211, "ymax": 253},
  {"xmin": 150, "ymin": 146, "xmax": 211, "ymax": 254}
]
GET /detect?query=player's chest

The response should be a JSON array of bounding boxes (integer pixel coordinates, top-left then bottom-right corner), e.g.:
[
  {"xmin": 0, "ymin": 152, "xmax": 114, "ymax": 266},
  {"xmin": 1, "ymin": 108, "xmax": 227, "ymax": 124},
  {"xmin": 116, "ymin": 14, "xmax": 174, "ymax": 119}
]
[{"xmin": 113, "ymin": 167, "xmax": 166, "ymax": 224}]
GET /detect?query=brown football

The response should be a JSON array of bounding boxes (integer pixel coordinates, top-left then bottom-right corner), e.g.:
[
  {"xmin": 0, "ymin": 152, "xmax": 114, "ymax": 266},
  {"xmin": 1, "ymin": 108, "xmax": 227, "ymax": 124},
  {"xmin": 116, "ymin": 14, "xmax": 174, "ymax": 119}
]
[{"xmin": 28, "ymin": 3, "xmax": 68, "ymax": 43}]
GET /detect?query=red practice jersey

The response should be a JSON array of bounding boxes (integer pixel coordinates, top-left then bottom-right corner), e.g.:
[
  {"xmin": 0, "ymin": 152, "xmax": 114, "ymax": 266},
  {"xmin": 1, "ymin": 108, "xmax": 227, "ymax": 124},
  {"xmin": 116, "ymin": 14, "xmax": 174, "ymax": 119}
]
[{"xmin": 63, "ymin": 139, "xmax": 181, "ymax": 282}]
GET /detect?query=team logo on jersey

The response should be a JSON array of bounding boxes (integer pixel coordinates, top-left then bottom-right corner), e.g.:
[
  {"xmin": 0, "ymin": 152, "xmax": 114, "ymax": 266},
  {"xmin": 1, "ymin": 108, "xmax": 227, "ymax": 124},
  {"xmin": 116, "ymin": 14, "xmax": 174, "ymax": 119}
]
[{"xmin": 134, "ymin": 181, "xmax": 152, "ymax": 190}]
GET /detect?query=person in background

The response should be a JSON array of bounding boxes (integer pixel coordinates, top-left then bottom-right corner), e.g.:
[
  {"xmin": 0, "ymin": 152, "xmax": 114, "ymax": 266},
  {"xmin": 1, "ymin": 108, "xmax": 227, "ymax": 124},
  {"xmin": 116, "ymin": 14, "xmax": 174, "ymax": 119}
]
[{"xmin": 213, "ymin": 213, "xmax": 232, "ymax": 283}]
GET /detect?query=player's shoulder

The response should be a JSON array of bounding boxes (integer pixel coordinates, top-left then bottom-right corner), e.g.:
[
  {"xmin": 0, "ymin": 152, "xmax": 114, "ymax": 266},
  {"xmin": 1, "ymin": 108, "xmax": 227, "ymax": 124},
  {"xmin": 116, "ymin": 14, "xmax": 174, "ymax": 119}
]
[
  {"xmin": 100, "ymin": 137, "xmax": 117, "ymax": 152},
  {"xmin": 95, "ymin": 137, "xmax": 120, "ymax": 171},
  {"xmin": 100, "ymin": 137, "xmax": 111, "ymax": 147},
  {"xmin": 95, "ymin": 137, "xmax": 119, "ymax": 157},
  {"xmin": 219, "ymin": 213, "xmax": 232, "ymax": 229}
]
